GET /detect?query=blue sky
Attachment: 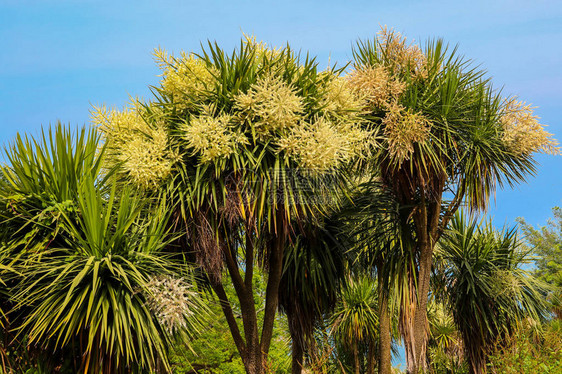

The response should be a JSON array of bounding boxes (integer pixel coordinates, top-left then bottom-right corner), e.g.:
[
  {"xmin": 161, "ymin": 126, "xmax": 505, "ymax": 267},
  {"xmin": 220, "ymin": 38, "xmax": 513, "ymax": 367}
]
[{"xmin": 1, "ymin": 0, "xmax": 561, "ymax": 227}]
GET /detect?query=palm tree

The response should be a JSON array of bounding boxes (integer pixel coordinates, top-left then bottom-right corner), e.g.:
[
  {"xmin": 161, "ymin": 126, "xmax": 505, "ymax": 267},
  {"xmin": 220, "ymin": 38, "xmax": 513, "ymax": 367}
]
[
  {"xmin": 0, "ymin": 125, "xmax": 207, "ymax": 373},
  {"xmin": 426, "ymin": 301, "xmax": 465, "ymax": 373},
  {"xmin": 12, "ymin": 183, "xmax": 196, "ymax": 373},
  {"xmin": 278, "ymin": 217, "xmax": 346, "ymax": 374},
  {"xmin": 334, "ymin": 175, "xmax": 416, "ymax": 374},
  {"xmin": 96, "ymin": 37, "xmax": 370, "ymax": 373},
  {"xmin": 331, "ymin": 275, "xmax": 380, "ymax": 374},
  {"xmin": 350, "ymin": 28, "xmax": 558, "ymax": 373},
  {"xmin": 0, "ymin": 124, "xmax": 109, "ymax": 371},
  {"xmin": 436, "ymin": 212, "xmax": 549, "ymax": 373}
]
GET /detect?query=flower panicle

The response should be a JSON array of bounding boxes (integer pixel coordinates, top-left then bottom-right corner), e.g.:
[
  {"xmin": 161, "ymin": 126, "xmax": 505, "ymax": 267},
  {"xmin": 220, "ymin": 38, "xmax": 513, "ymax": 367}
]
[
  {"xmin": 182, "ymin": 104, "xmax": 248, "ymax": 163},
  {"xmin": 144, "ymin": 275, "xmax": 199, "ymax": 335},
  {"xmin": 501, "ymin": 98, "xmax": 560, "ymax": 156},
  {"xmin": 320, "ymin": 75, "xmax": 366, "ymax": 120},
  {"xmin": 377, "ymin": 26, "xmax": 428, "ymax": 80},
  {"xmin": 382, "ymin": 103, "xmax": 432, "ymax": 165},
  {"xmin": 93, "ymin": 101, "xmax": 179, "ymax": 190},
  {"xmin": 234, "ymin": 73, "xmax": 304, "ymax": 139},
  {"xmin": 347, "ymin": 65, "xmax": 406, "ymax": 110},
  {"xmin": 156, "ymin": 49, "xmax": 217, "ymax": 111},
  {"xmin": 277, "ymin": 116, "xmax": 373, "ymax": 174}
]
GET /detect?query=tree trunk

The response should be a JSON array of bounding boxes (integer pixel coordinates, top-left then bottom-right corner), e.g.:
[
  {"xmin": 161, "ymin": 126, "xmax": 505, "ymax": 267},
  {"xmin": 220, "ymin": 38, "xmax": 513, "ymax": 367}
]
[
  {"xmin": 207, "ymin": 205, "xmax": 287, "ymax": 374},
  {"xmin": 367, "ymin": 339, "xmax": 376, "ymax": 374},
  {"xmin": 353, "ymin": 340, "xmax": 361, "ymax": 374},
  {"xmin": 286, "ymin": 307, "xmax": 305, "ymax": 374},
  {"xmin": 243, "ymin": 350, "xmax": 265, "ymax": 374},
  {"xmin": 404, "ymin": 241, "xmax": 432, "ymax": 374},
  {"xmin": 255, "ymin": 210, "xmax": 287, "ymax": 373},
  {"xmin": 291, "ymin": 333, "xmax": 304, "ymax": 374},
  {"xmin": 210, "ymin": 277, "xmax": 266, "ymax": 374},
  {"xmin": 378, "ymin": 278, "xmax": 392, "ymax": 374},
  {"xmin": 210, "ymin": 232, "xmax": 285, "ymax": 373}
]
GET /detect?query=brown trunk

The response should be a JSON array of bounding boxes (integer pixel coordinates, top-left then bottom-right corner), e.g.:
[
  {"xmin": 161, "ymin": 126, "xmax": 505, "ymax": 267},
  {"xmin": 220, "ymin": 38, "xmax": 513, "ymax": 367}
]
[
  {"xmin": 260, "ymin": 210, "xmax": 286, "ymax": 358},
  {"xmin": 287, "ymin": 306, "xmax": 305, "ymax": 374},
  {"xmin": 291, "ymin": 333, "xmax": 304, "ymax": 374},
  {"xmin": 404, "ymin": 184, "xmax": 442, "ymax": 374},
  {"xmin": 242, "ymin": 314, "xmax": 264, "ymax": 374},
  {"xmin": 404, "ymin": 337, "xmax": 415, "ymax": 373},
  {"xmin": 223, "ymin": 238, "xmax": 265, "ymax": 374},
  {"xmin": 378, "ymin": 279, "xmax": 392, "ymax": 374},
  {"xmin": 404, "ymin": 241, "xmax": 432, "ymax": 374},
  {"xmin": 249, "ymin": 210, "xmax": 287, "ymax": 373},
  {"xmin": 210, "ymin": 277, "xmax": 266, "ymax": 374},
  {"xmin": 239, "ymin": 242, "xmax": 264, "ymax": 374},
  {"xmin": 353, "ymin": 340, "xmax": 361, "ymax": 374},
  {"xmin": 243, "ymin": 350, "xmax": 265, "ymax": 374},
  {"xmin": 400, "ymin": 255, "xmax": 416, "ymax": 373},
  {"xmin": 209, "ymin": 279, "xmax": 246, "ymax": 357},
  {"xmin": 367, "ymin": 339, "xmax": 376, "ymax": 374},
  {"xmin": 241, "ymin": 290, "xmax": 263, "ymax": 371}
]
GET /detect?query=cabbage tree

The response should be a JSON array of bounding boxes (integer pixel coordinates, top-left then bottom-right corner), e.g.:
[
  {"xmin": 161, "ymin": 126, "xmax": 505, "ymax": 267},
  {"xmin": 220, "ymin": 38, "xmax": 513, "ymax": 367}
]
[
  {"xmin": 95, "ymin": 38, "xmax": 371, "ymax": 373},
  {"xmin": 350, "ymin": 28, "xmax": 559, "ymax": 373},
  {"xmin": 0, "ymin": 125, "xmax": 207, "ymax": 373},
  {"xmin": 437, "ymin": 213, "xmax": 549, "ymax": 373}
]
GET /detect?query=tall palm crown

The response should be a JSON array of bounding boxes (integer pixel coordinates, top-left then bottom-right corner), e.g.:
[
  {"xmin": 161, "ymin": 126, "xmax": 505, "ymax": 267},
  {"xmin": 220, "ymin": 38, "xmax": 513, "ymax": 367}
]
[
  {"xmin": 351, "ymin": 28, "xmax": 557, "ymax": 214},
  {"xmin": 94, "ymin": 37, "xmax": 371, "ymax": 266},
  {"xmin": 349, "ymin": 27, "xmax": 558, "ymax": 372},
  {"xmin": 95, "ymin": 38, "xmax": 368, "ymax": 203}
]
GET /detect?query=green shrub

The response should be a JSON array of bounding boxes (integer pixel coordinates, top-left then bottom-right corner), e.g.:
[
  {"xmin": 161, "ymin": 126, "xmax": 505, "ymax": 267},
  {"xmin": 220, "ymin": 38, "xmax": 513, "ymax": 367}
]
[{"xmin": 488, "ymin": 321, "xmax": 562, "ymax": 373}]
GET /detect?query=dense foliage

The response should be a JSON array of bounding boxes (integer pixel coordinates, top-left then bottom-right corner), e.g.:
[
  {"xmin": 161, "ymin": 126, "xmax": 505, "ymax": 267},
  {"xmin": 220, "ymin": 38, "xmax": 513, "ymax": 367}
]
[
  {"xmin": 518, "ymin": 207, "xmax": 562, "ymax": 318},
  {"xmin": 487, "ymin": 320, "xmax": 562, "ymax": 374}
]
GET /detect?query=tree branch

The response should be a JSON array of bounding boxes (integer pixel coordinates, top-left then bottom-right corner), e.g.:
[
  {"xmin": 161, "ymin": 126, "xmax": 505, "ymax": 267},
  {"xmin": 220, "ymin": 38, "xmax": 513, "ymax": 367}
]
[
  {"xmin": 437, "ymin": 182, "xmax": 465, "ymax": 240},
  {"xmin": 223, "ymin": 232, "xmax": 260, "ymax": 360},
  {"xmin": 245, "ymin": 230, "xmax": 254, "ymax": 289},
  {"xmin": 260, "ymin": 212, "xmax": 286, "ymax": 355},
  {"xmin": 209, "ymin": 278, "xmax": 246, "ymax": 356}
]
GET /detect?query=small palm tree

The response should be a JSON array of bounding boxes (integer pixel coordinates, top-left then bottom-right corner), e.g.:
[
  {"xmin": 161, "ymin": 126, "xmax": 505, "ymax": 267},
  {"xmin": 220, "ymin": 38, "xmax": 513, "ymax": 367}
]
[
  {"xmin": 12, "ymin": 183, "xmax": 189, "ymax": 373},
  {"xmin": 436, "ymin": 212, "xmax": 549, "ymax": 374},
  {"xmin": 0, "ymin": 123, "xmax": 109, "ymax": 371},
  {"xmin": 0, "ymin": 125, "xmax": 208, "ymax": 373},
  {"xmin": 278, "ymin": 217, "xmax": 346, "ymax": 374},
  {"xmin": 331, "ymin": 275, "xmax": 380, "ymax": 374},
  {"xmin": 426, "ymin": 301, "xmax": 465, "ymax": 373}
]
